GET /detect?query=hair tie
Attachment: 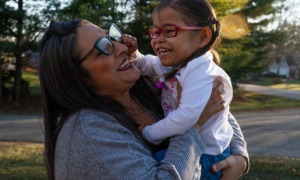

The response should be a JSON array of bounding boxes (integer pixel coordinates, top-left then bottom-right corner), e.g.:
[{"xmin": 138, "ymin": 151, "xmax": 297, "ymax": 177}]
[
  {"xmin": 212, "ymin": 19, "xmax": 219, "ymax": 24},
  {"xmin": 213, "ymin": 19, "xmax": 221, "ymax": 37}
]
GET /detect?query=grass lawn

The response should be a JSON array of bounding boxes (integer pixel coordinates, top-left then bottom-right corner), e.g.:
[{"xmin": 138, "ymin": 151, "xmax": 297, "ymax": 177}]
[
  {"xmin": 270, "ymin": 83, "xmax": 300, "ymax": 91},
  {"xmin": 0, "ymin": 142, "xmax": 299, "ymax": 179},
  {"xmin": 22, "ymin": 71, "xmax": 40, "ymax": 95},
  {"xmin": 231, "ymin": 92, "xmax": 300, "ymax": 112},
  {"xmin": 246, "ymin": 78, "xmax": 300, "ymax": 91},
  {"xmin": 0, "ymin": 142, "xmax": 46, "ymax": 179},
  {"xmin": 241, "ymin": 155, "xmax": 300, "ymax": 179}
]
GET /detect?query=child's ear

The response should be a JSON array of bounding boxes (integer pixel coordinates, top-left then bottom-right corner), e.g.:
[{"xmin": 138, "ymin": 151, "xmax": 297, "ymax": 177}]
[{"xmin": 198, "ymin": 27, "xmax": 212, "ymax": 48}]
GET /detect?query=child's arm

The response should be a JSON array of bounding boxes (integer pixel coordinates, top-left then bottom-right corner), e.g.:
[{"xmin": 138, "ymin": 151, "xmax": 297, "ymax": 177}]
[
  {"xmin": 142, "ymin": 72, "xmax": 214, "ymax": 144},
  {"xmin": 122, "ymin": 33, "xmax": 138, "ymax": 59},
  {"xmin": 122, "ymin": 34, "xmax": 167, "ymax": 88},
  {"xmin": 143, "ymin": 56, "xmax": 233, "ymax": 145}
]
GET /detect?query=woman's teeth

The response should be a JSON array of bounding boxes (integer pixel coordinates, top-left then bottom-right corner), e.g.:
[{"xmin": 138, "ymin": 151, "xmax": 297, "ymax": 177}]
[{"xmin": 117, "ymin": 60, "xmax": 133, "ymax": 71}]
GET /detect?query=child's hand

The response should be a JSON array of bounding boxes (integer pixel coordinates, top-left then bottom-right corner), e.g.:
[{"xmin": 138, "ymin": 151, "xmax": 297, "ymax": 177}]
[{"xmin": 122, "ymin": 34, "xmax": 138, "ymax": 58}]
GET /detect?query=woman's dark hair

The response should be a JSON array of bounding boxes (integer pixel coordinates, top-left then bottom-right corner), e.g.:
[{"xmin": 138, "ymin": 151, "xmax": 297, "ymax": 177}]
[
  {"xmin": 153, "ymin": 0, "xmax": 222, "ymax": 78},
  {"xmin": 38, "ymin": 19, "xmax": 164, "ymax": 179}
]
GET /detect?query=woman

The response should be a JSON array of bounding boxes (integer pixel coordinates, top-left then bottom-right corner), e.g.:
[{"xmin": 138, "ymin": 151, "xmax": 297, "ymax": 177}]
[{"xmin": 38, "ymin": 19, "xmax": 248, "ymax": 179}]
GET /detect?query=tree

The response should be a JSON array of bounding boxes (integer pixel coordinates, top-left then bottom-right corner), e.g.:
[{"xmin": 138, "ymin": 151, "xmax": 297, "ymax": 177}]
[
  {"xmin": 59, "ymin": 0, "xmax": 126, "ymax": 26},
  {"xmin": 0, "ymin": 0, "xmax": 43, "ymax": 102},
  {"xmin": 0, "ymin": 0, "xmax": 67, "ymax": 103},
  {"xmin": 267, "ymin": 0, "xmax": 300, "ymax": 67},
  {"xmin": 125, "ymin": 0, "xmax": 159, "ymax": 54},
  {"xmin": 58, "ymin": 0, "xmax": 158, "ymax": 53},
  {"xmin": 208, "ymin": 0, "xmax": 286, "ymax": 84}
]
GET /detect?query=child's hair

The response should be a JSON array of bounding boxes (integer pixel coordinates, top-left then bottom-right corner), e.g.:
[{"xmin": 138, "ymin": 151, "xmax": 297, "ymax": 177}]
[{"xmin": 153, "ymin": 0, "xmax": 222, "ymax": 78}]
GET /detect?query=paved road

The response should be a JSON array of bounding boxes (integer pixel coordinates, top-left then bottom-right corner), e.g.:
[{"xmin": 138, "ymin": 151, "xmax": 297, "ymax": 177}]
[
  {"xmin": 0, "ymin": 115, "xmax": 44, "ymax": 142},
  {"xmin": 234, "ymin": 108, "xmax": 300, "ymax": 158}
]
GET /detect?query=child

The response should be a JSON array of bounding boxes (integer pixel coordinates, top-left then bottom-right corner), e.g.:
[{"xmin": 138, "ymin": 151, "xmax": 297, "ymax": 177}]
[{"xmin": 131, "ymin": 0, "xmax": 233, "ymax": 179}]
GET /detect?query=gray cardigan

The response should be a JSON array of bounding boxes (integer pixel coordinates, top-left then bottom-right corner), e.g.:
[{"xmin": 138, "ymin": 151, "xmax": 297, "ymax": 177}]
[{"xmin": 54, "ymin": 109, "xmax": 248, "ymax": 179}]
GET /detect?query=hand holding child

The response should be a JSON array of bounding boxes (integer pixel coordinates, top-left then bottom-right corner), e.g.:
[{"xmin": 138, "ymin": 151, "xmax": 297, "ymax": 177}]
[{"xmin": 195, "ymin": 76, "xmax": 226, "ymax": 130}]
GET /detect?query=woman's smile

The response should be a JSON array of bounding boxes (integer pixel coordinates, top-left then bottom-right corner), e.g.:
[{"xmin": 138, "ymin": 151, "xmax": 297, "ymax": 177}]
[{"xmin": 117, "ymin": 58, "xmax": 134, "ymax": 71}]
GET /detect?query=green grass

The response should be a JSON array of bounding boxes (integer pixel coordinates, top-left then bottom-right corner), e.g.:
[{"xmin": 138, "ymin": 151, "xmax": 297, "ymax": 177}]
[
  {"xmin": 241, "ymin": 155, "xmax": 300, "ymax": 179},
  {"xmin": 0, "ymin": 142, "xmax": 299, "ymax": 179},
  {"xmin": 0, "ymin": 71, "xmax": 41, "ymax": 115},
  {"xmin": 271, "ymin": 83, "xmax": 300, "ymax": 91},
  {"xmin": 0, "ymin": 142, "xmax": 46, "ymax": 179},
  {"xmin": 22, "ymin": 71, "xmax": 40, "ymax": 95},
  {"xmin": 231, "ymin": 92, "xmax": 300, "ymax": 112},
  {"xmin": 247, "ymin": 78, "xmax": 300, "ymax": 91}
]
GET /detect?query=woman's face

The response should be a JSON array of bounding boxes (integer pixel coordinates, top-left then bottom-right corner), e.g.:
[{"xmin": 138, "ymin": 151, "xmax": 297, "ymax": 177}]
[{"xmin": 77, "ymin": 22, "xmax": 141, "ymax": 99}]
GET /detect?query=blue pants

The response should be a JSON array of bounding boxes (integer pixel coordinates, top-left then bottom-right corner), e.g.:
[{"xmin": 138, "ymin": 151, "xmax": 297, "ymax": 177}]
[
  {"xmin": 153, "ymin": 149, "xmax": 167, "ymax": 161},
  {"xmin": 153, "ymin": 147, "xmax": 230, "ymax": 180},
  {"xmin": 200, "ymin": 147, "xmax": 231, "ymax": 180}
]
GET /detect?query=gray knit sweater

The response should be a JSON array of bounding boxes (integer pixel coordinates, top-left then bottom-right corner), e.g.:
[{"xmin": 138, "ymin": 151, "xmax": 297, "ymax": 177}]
[{"xmin": 54, "ymin": 109, "xmax": 248, "ymax": 180}]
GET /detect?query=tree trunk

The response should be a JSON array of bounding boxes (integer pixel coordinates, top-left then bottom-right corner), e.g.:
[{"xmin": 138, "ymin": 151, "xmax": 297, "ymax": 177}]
[
  {"xmin": 13, "ymin": 0, "xmax": 24, "ymax": 102},
  {"xmin": 14, "ymin": 50, "xmax": 22, "ymax": 102},
  {"xmin": 0, "ymin": 65, "xmax": 2, "ymax": 103}
]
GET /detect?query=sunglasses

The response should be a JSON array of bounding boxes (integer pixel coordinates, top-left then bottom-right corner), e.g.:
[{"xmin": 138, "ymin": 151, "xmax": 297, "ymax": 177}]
[
  {"xmin": 148, "ymin": 24, "xmax": 204, "ymax": 39},
  {"xmin": 77, "ymin": 23, "xmax": 123, "ymax": 66}
]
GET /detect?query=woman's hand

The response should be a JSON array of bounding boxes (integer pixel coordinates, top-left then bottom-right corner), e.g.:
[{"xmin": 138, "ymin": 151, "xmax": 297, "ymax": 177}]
[
  {"xmin": 195, "ymin": 76, "xmax": 226, "ymax": 130},
  {"xmin": 211, "ymin": 154, "xmax": 248, "ymax": 180}
]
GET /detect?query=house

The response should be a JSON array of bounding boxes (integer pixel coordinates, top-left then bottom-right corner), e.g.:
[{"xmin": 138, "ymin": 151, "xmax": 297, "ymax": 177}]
[
  {"xmin": 267, "ymin": 56, "xmax": 299, "ymax": 79},
  {"xmin": 268, "ymin": 60, "xmax": 279, "ymax": 74},
  {"xmin": 277, "ymin": 56, "xmax": 290, "ymax": 78},
  {"xmin": 1, "ymin": 54, "xmax": 16, "ymax": 71},
  {"xmin": 1, "ymin": 50, "xmax": 39, "ymax": 71}
]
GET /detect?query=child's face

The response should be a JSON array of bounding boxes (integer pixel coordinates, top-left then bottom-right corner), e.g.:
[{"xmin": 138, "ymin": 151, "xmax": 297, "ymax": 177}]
[{"xmin": 151, "ymin": 7, "xmax": 203, "ymax": 67}]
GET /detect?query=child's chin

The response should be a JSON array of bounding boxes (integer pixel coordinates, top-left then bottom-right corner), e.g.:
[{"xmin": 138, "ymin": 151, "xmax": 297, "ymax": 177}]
[{"xmin": 159, "ymin": 59, "xmax": 171, "ymax": 67}]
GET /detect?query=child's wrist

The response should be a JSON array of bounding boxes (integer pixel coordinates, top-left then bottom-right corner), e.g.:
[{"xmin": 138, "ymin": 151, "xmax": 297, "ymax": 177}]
[{"xmin": 129, "ymin": 50, "xmax": 141, "ymax": 62}]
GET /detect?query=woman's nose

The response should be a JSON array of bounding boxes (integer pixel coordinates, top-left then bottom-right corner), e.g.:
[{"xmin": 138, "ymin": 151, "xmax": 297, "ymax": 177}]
[{"xmin": 113, "ymin": 41, "xmax": 128, "ymax": 56}]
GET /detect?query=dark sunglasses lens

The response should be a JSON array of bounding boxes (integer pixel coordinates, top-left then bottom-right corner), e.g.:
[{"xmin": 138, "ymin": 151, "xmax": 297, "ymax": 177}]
[
  {"xmin": 109, "ymin": 24, "xmax": 122, "ymax": 42},
  {"xmin": 95, "ymin": 38, "xmax": 114, "ymax": 55}
]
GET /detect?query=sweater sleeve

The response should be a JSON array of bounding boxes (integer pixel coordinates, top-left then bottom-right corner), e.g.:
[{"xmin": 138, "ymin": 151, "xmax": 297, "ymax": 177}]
[
  {"xmin": 55, "ymin": 109, "xmax": 205, "ymax": 180},
  {"xmin": 228, "ymin": 112, "xmax": 250, "ymax": 173}
]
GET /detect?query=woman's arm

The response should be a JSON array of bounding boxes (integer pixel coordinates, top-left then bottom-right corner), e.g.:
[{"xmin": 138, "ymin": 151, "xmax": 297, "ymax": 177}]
[
  {"xmin": 55, "ymin": 109, "xmax": 205, "ymax": 179},
  {"xmin": 228, "ymin": 112, "xmax": 249, "ymax": 168},
  {"xmin": 195, "ymin": 77, "xmax": 249, "ymax": 179},
  {"xmin": 210, "ymin": 112, "xmax": 249, "ymax": 180}
]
